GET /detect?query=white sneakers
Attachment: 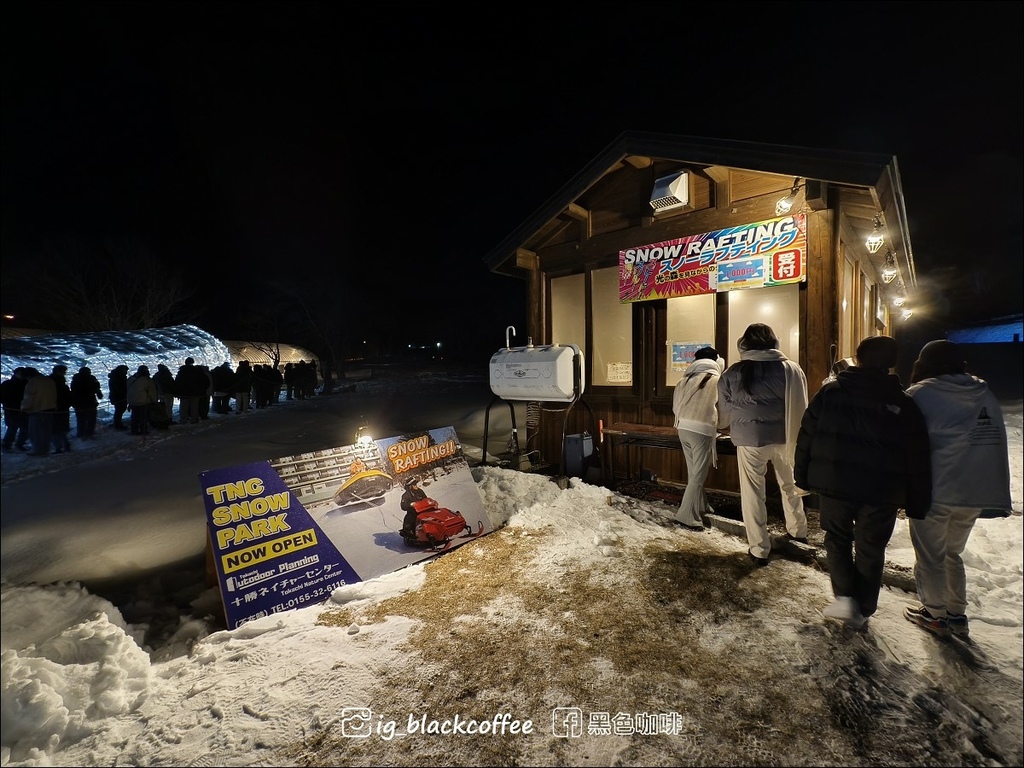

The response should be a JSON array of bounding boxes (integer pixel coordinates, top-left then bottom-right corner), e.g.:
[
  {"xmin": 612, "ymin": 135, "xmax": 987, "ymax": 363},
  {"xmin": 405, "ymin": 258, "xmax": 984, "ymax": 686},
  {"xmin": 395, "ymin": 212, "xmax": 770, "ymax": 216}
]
[{"xmin": 823, "ymin": 596, "xmax": 867, "ymax": 630}]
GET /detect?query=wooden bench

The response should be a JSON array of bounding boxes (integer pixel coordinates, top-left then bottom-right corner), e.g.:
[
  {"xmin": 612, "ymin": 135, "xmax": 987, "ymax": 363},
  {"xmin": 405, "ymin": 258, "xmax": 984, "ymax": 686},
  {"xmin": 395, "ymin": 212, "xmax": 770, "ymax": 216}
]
[{"xmin": 600, "ymin": 422, "xmax": 736, "ymax": 483}]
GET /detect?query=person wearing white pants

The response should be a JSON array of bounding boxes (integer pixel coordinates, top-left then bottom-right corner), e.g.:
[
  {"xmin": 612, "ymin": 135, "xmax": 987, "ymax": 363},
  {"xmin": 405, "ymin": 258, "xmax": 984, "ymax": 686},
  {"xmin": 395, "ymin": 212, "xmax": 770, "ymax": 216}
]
[
  {"xmin": 718, "ymin": 323, "xmax": 809, "ymax": 565},
  {"xmin": 672, "ymin": 347, "xmax": 724, "ymax": 530},
  {"xmin": 735, "ymin": 443, "xmax": 807, "ymax": 559},
  {"xmin": 909, "ymin": 504, "xmax": 982, "ymax": 622}
]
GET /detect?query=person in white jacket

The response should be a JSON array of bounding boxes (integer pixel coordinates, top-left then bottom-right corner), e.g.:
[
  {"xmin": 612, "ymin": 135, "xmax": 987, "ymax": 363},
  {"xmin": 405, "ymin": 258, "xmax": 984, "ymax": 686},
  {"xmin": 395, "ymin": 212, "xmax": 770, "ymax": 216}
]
[
  {"xmin": 672, "ymin": 347, "xmax": 724, "ymax": 530},
  {"xmin": 903, "ymin": 340, "xmax": 1012, "ymax": 638}
]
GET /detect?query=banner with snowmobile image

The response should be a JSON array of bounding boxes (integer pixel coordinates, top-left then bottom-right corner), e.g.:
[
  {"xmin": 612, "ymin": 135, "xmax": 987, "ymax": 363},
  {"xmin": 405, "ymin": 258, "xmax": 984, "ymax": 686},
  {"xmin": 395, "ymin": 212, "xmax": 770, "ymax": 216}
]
[{"xmin": 198, "ymin": 425, "xmax": 492, "ymax": 630}]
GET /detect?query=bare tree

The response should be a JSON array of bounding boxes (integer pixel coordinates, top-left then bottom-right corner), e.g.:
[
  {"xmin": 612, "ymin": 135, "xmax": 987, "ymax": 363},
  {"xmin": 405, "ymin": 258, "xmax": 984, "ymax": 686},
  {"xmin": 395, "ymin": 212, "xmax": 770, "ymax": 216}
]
[
  {"xmin": 14, "ymin": 237, "xmax": 195, "ymax": 331},
  {"xmin": 232, "ymin": 310, "xmax": 286, "ymax": 369},
  {"xmin": 262, "ymin": 275, "xmax": 354, "ymax": 394}
]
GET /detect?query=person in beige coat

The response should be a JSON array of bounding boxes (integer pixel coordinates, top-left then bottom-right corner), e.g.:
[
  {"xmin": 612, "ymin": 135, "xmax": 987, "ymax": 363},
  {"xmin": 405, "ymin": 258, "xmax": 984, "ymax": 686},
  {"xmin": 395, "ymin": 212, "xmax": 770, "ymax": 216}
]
[
  {"xmin": 21, "ymin": 367, "xmax": 57, "ymax": 457},
  {"xmin": 126, "ymin": 365, "xmax": 159, "ymax": 436},
  {"xmin": 672, "ymin": 347, "xmax": 724, "ymax": 530}
]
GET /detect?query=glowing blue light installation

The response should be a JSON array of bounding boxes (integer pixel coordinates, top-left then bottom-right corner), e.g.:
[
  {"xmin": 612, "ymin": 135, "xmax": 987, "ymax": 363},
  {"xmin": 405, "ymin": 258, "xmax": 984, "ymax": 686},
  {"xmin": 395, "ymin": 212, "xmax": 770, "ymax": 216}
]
[{"xmin": 0, "ymin": 325, "xmax": 233, "ymax": 397}]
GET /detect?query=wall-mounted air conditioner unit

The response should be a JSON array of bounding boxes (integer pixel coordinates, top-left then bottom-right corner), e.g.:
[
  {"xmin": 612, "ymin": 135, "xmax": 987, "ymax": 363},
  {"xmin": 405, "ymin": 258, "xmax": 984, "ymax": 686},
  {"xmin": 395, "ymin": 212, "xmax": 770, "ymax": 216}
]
[{"xmin": 649, "ymin": 171, "xmax": 690, "ymax": 213}]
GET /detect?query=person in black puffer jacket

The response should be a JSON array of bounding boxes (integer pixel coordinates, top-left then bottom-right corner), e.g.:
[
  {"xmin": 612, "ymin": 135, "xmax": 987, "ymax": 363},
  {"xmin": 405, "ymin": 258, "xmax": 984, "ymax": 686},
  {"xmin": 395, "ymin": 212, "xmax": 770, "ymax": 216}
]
[{"xmin": 795, "ymin": 335, "xmax": 932, "ymax": 630}]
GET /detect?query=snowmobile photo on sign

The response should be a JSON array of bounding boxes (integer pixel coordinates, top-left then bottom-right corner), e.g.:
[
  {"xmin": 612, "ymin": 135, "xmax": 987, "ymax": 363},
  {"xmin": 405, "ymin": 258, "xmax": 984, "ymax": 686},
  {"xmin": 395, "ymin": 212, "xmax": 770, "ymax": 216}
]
[{"xmin": 400, "ymin": 496, "xmax": 484, "ymax": 551}]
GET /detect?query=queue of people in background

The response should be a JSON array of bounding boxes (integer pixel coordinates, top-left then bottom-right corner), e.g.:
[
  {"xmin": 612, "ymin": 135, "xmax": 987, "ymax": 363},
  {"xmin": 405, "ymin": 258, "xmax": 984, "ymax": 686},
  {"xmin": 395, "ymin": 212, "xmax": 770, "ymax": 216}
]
[
  {"xmin": 3, "ymin": 357, "xmax": 321, "ymax": 457},
  {"xmin": 1, "ymin": 367, "xmax": 29, "ymax": 452},
  {"xmin": 284, "ymin": 360, "xmax": 319, "ymax": 400},
  {"xmin": 3, "ymin": 365, "xmax": 69, "ymax": 456},
  {"xmin": 252, "ymin": 364, "xmax": 284, "ymax": 409}
]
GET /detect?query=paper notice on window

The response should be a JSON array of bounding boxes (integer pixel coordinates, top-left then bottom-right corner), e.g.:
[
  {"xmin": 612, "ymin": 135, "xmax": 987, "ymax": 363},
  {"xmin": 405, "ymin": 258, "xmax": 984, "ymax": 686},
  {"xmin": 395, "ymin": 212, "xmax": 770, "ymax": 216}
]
[{"xmin": 606, "ymin": 362, "xmax": 632, "ymax": 383}]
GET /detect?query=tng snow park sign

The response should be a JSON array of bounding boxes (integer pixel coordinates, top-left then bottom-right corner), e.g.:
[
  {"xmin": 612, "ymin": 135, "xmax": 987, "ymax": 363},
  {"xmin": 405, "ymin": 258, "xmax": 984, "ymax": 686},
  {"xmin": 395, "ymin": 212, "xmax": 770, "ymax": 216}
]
[{"xmin": 199, "ymin": 425, "xmax": 491, "ymax": 629}]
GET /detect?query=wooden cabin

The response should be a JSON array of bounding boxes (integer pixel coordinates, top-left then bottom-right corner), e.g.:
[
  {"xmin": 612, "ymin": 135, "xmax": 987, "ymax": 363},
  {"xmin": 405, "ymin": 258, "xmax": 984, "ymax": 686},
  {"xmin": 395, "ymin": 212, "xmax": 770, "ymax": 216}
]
[{"xmin": 483, "ymin": 131, "xmax": 918, "ymax": 494}]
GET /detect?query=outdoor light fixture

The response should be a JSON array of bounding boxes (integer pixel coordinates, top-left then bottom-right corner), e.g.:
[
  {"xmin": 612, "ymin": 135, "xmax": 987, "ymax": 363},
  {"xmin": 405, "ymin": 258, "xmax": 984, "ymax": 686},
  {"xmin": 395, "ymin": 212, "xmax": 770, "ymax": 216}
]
[
  {"xmin": 881, "ymin": 250, "xmax": 898, "ymax": 283},
  {"xmin": 866, "ymin": 214, "xmax": 885, "ymax": 254},
  {"xmin": 355, "ymin": 420, "xmax": 373, "ymax": 445},
  {"xmin": 892, "ymin": 281, "xmax": 907, "ymax": 308},
  {"xmin": 774, "ymin": 177, "xmax": 801, "ymax": 216}
]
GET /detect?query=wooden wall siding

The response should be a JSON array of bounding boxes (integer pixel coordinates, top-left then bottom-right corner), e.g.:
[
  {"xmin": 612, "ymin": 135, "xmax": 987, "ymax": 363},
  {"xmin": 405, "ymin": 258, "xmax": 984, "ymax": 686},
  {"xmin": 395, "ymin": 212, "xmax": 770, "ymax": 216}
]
[
  {"xmin": 804, "ymin": 208, "xmax": 837, "ymax": 397},
  {"xmin": 531, "ymin": 216, "xmax": 578, "ymax": 251},
  {"xmin": 536, "ymin": 190, "xmax": 786, "ymax": 275},
  {"xmin": 584, "ymin": 165, "xmax": 651, "ymax": 237},
  {"xmin": 729, "ymin": 170, "xmax": 795, "ymax": 202}
]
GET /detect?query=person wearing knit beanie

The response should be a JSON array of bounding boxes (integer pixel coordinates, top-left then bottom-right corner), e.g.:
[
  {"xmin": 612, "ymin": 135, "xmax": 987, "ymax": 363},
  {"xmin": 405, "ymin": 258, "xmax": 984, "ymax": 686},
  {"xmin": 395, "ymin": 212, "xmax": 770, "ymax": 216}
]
[
  {"xmin": 855, "ymin": 335, "xmax": 899, "ymax": 372},
  {"xmin": 910, "ymin": 340, "xmax": 967, "ymax": 383}
]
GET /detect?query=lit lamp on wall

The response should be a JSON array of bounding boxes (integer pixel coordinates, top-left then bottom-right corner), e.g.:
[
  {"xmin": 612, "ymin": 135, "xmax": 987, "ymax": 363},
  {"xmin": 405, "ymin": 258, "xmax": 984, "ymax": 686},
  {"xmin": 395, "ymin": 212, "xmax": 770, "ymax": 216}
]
[
  {"xmin": 892, "ymin": 281, "xmax": 907, "ymax": 308},
  {"xmin": 866, "ymin": 215, "xmax": 885, "ymax": 254},
  {"xmin": 891, "ymin": 280, "xmax": 912, "ymax": 319},
  {"xmin": 881, "ymin": 250, "xmax": 898, "ymax": 283},
  {"xmin": 774, "ymin": 177, "xmax": 801, "ymax": 216}
]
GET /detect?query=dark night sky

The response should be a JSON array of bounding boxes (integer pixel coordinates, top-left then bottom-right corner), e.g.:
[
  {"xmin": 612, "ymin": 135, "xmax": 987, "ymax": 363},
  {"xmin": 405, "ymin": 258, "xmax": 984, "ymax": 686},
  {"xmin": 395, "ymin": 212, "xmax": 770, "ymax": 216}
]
[{"xmin": 2, "ymin": 1, "xmax": 1021, "ymax": 351}]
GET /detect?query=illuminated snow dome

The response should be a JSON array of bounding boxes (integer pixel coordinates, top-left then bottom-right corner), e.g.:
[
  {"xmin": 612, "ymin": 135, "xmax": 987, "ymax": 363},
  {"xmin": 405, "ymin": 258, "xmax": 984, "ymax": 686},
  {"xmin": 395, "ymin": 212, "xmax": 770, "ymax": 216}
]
[{"xmin": 0, "ymin": 325, "xmax": 233, "ymax": 386}]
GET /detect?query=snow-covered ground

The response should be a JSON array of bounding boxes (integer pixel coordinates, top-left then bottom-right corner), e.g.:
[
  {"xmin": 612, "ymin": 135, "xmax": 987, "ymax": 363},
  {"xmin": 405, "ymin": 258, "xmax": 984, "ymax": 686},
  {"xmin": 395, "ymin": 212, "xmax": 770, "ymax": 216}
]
[{"xmin": 1, "ymin": 367, "xmax": 1021, "ymax": 766}]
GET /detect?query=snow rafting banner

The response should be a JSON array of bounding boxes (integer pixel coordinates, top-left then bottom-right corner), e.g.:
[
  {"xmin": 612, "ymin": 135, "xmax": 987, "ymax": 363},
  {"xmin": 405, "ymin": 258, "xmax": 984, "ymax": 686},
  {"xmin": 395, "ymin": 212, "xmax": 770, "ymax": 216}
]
[
  {"xmin": 619, "ymin": 213, "xmax": 807, "ymax": 302},
  {"xmin": 199, "ymin": 425, "xmax": 490, "ymax": 630}
]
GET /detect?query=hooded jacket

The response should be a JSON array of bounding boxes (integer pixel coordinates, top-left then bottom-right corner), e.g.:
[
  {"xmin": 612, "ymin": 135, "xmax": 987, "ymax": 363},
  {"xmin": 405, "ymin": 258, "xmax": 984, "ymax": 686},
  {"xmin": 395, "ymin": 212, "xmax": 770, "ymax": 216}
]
[
  {"xmin": 673, "ymin": 357, "xmax": 724, "ymax": 436},
  {"xmin": 906, "ymin": 373, "xmax": 1011, "ymax": 510},
  {"xmin": 794, "ymin": 367, "xmax": 932, "ymax": 518}
]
